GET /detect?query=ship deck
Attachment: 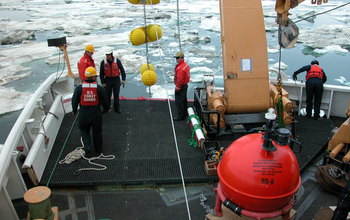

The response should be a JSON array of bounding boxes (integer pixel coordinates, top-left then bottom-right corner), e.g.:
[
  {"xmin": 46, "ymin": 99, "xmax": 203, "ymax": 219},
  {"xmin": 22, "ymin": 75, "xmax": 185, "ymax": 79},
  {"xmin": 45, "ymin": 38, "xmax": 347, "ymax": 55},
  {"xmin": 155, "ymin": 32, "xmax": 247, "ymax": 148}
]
[{"xmin": 14, "ymin": 99, "xmax": 341, "ymax": 219}]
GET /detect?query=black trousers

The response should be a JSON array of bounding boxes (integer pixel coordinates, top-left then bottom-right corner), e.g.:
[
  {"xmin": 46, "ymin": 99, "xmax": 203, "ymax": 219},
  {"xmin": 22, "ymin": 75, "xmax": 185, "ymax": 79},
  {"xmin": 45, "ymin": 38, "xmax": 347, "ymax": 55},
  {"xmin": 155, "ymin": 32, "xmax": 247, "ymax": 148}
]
[
  {"xmin": 78, "ymin": 110, "xmax": 103, "ymax": 153},
  {"xmin": 105, "ymin": 77, "xmax": 121, "ymax": 111},
  {"xmin": 175, "ymin": 84, "xmax": 188, "ymax": 119},
  {"xmin": 332, "ymin": 180, "xmax": 350, "ymax": 220},
  {"xmin": 305, "ymin": 77, "xmax": 323, "ymax": 118}
]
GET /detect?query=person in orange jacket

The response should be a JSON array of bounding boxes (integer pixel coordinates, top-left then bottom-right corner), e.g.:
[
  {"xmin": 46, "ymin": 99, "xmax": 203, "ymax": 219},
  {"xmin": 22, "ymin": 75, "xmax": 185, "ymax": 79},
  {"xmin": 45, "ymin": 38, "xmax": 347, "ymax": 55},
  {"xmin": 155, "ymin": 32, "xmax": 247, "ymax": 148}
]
[
  {"xmin": 77, "ymin": 44, "xmax": 96, "ymax": 82},
  {"xmin": 173, "ymin": 51, "xmax": 190, "ymax": 121},
  {"xmin": 292, "ymin": 60, "xmax": 327, "ymax": 120}
]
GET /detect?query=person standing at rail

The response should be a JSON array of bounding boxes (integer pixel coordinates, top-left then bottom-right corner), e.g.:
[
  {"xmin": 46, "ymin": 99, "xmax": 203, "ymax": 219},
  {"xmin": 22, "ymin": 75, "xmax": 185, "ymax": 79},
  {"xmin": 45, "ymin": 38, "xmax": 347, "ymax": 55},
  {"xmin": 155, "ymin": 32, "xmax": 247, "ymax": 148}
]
[{"xmin": 293, "ymin": 60, "xmax": 327, "ymax": 120}]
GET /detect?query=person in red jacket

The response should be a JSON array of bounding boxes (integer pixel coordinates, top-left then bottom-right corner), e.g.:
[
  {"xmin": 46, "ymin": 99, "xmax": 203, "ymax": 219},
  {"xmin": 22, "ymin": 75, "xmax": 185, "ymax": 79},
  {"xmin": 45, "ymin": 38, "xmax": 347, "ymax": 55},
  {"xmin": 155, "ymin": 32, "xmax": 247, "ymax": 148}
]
[
  {"xmin": 173, "ymin": 51, "xmax": 190, "ymax": 121},
  {"xmin": 293, "ymin": 60, "xmax": 327, "ymax": 120},
  {"xmin": 77, "ymin": 44, "xmax": 96, "ymax": 82},
  {"xmin": 72, "ymin": 67, "xmax": 109, "ymax": 156},
  {"xmin": 100, "ymin": 50, "xmax": 126, "ymax": 113}
]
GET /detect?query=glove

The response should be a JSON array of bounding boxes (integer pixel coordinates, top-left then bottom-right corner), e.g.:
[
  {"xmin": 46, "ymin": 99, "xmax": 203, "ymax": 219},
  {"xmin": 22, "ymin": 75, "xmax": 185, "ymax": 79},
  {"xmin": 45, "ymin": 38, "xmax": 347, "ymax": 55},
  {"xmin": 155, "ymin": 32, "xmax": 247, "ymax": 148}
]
[
  {"xmin": 121, "ymin": 80, "xmax": 126, "ymax": 88},
  {"xmin": 102, "ymin": 83, "xmax": 107, "ymax": 88},
  {"xmin": 292, "ymin": 72, "xmax": 297, "ymax": 81}
]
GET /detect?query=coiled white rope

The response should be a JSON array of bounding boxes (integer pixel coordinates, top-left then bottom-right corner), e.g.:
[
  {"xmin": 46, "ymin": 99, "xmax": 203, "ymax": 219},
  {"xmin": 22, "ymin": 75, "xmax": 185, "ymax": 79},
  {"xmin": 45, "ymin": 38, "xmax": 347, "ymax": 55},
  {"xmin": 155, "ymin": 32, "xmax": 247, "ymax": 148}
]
[
  {"xmin": 59, "ymin": 137, "xmax": 115, "ymax": 175},
  {"xmin": 59, "ymin": 147, "xmax": 85, "ymax": 164}
]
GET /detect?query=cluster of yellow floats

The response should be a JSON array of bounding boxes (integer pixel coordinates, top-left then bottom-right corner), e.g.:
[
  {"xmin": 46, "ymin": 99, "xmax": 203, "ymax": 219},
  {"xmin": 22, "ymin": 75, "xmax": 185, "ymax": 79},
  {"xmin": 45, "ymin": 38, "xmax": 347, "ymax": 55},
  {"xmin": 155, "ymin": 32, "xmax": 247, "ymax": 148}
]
[{"xmin": 128, "ymin": 0, "xmax": 163, "ymax": 87}]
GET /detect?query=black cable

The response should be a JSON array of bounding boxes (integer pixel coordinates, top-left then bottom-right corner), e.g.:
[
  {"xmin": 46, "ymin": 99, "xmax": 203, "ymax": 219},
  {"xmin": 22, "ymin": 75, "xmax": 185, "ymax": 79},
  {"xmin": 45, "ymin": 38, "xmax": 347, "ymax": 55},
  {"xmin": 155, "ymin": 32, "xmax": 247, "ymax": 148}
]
[{"xmin": 294, "ymin": 2, "xmax": 350, "ymax": 24}]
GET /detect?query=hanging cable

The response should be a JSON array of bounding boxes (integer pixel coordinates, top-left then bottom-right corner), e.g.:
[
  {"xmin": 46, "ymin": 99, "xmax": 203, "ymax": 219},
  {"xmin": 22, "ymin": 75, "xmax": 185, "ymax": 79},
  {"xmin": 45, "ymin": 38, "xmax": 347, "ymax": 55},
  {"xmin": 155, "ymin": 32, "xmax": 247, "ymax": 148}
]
[
  {"xmin": 55, "ymin": 48, "xmax": 61, "ymax": 80},
  {"xmin": 142, "ymin": 0, "xmax": 150, "ymax": 65},
  {"xmin": 176, "ymin": 0, "xmax": 182, "ymax": 51},
  {"xmin": 294, "ymin": 2, "xmax": 350, "ymax": 24},
  {"xmin": 276, "ymin": 18, "xmax": 284, "ymax": 128},
  {"xmin": 51, "ymin": 47, "xmax": 67, "ymax": 92},
  {"xmin": 46, "ymin": 112, "xmax": 79, "ymax": 187},
  {"xmin": 147, "ymin": 1, "xmax": 192, "ymax": 219},
  {"xmin": 142, "ymin": 0, "xmax": 153, "ymax": 97}
]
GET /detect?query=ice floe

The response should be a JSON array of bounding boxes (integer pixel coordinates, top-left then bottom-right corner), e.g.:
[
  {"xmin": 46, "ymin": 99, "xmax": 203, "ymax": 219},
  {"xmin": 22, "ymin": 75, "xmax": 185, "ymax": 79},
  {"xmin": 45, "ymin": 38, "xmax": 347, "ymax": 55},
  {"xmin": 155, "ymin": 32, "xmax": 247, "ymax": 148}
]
[{"xmin": 0, "ymin": 0, "xmax": 350, "ymax": 115}]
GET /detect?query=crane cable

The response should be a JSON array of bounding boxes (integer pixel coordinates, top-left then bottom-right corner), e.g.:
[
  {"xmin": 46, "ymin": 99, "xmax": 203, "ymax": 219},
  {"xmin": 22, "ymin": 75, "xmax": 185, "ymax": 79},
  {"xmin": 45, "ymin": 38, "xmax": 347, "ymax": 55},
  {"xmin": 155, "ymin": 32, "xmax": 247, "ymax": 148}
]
[
  {"xmin": 276, "ymin": 18, "xmax": 285, "ymax": 128},
  {"xmin": 142, "ymin": 0, "xmax": 156, "ymax": 96},
  {"xmin": 294, "ymin": 1, "xmax": 350, "ymax": 24},
  {"xmin": 176, "ymin": 0, "xmax": 182, "ymax": 51},
  {"xmin": 46, "ymin": 112, "xmax": 79, "ymax": 186},
  {"xmin": 142, "ymin": 0, "xmax": 150, "ymax": 66},
  {"xmin": 147, "ymin": 1, "xmax": 192, "ymax": 219},
  {"xmin": 289, "ymin": 1, "xmax": 350, "ymax": 123}
]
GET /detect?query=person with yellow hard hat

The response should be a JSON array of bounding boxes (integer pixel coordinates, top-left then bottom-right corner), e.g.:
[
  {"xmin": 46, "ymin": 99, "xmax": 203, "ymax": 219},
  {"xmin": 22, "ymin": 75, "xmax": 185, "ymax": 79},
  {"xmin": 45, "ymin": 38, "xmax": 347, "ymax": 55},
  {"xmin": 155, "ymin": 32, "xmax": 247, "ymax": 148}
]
[
  {"xmin": 77, "ymin": 44, "xmax": 96, "ymax": 82},
  {"xmin": 72, "ymin": 67, "xmax": 110, "ymax": 156},
  {"xmin": 100, "ymin": 50, "xmax": 126, "ymax": 113},
  {"xmin": 173, "ymin": 51, "xmax": 190, "ymax": 121}
]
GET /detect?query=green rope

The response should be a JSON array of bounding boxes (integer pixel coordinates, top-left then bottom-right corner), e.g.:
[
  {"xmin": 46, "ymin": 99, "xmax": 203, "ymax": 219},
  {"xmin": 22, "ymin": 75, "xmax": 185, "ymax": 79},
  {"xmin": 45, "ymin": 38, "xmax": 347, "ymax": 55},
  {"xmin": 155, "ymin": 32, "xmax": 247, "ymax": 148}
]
[
  {"xmin": 46, "ymin": 112, "xmax": 79, "ymax": 187},
  {"xmin": 276, "ymin": 97, "xmax": 284, "ymax": 128},
  {"xmin": 187, "ymin": 124, "xmax": 203, "ymax": 148},
  {"xmin": 186, "ymin": 114, "xmax": 201, "ymax": 125}
]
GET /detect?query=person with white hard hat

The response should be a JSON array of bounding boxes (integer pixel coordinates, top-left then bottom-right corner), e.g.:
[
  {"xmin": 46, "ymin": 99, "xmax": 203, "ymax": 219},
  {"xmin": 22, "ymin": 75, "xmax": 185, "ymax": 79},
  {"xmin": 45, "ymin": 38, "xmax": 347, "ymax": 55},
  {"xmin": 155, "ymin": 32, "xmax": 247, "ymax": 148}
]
[{"xmin": 100, "ymin": 50, "xmax": 126, "ymax": 113}]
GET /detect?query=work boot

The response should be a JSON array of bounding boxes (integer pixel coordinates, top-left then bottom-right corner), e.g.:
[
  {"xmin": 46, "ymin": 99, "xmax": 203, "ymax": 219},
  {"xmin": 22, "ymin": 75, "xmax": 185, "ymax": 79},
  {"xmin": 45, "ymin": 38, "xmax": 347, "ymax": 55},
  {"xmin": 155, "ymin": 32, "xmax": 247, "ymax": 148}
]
[{"xmin": 314, "ymin": 116, "xmax": 321, "ymax": 120}]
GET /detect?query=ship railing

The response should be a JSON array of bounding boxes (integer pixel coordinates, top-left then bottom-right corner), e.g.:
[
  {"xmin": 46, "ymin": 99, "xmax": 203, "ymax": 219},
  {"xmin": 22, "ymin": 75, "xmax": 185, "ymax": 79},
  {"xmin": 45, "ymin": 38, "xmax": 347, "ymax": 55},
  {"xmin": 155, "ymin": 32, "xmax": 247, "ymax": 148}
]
[
  {"xmin": 270, "ymin": 78, "xmax": 350, "ymax": 118},
  {"xmin": 0, "ymin": 73, "xmax": 75, "ymax": 220},
  {"xmin": 193, "ymin": 86, "xmax": 221, "ymax": 136}
]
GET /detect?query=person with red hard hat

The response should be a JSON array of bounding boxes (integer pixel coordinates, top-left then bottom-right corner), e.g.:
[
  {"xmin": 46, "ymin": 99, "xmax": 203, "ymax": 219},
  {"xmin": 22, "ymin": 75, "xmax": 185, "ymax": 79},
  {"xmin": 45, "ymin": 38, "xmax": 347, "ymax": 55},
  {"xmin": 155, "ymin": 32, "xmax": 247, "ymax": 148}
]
[
  {"xmin": 173, "ymin": 51, "xmax": 190, "ymax": 121},
  {"xmin": 72, "ymin": 67, "xmax": 110, "ymax": 156},
  {"xmin": 292, "ymin": 60, "xmax": 327, "ymax": 120},
  {"xmin": 77, "ymin": 44, "xmax": 96, "ymax": 82},
  {"xmin": 100, "ymin": 50, "xmax": 126, "ymax": 113}
]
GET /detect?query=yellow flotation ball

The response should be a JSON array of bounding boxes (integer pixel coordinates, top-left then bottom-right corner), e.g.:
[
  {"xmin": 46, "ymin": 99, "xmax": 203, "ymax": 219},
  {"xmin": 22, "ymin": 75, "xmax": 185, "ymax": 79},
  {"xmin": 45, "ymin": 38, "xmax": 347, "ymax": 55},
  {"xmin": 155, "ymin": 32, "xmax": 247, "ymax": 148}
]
[
  {"xmin": 130, "ymin": 28, "xmax": 146, "ymax": 46},
  {"xmin": 140, "ymin": 63, "xmax": 155, "ymax": 74},
  {"xmin": 128, "ymin": 0, "xmax": 160, "ymax": 5},
  {"xmin": 142, "ymin": 70, "xmax": 157, "ymax": 86},
  {"xmin": 147, "ymin": 25, "xmax": 162, "ymax": 42},
  {"xmin": 128, "ymin": 0, "xmax": 140, "ymax": 4}
]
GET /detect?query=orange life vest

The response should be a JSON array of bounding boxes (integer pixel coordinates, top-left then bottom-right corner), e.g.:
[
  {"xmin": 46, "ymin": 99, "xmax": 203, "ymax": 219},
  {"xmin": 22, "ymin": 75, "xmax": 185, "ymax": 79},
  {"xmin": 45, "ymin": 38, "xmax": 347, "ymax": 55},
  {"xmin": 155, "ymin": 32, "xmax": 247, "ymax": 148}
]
[
  {"xmin": 80, "ymin": 82, "xmax": 99, "ymax": 106},
  {"xmin": 104, "ymin": 58, "xmax": 120, "ymax": 77},
  {"xmin": 306, "ymin": 65, "xmax": 323, "ymax": 80}
]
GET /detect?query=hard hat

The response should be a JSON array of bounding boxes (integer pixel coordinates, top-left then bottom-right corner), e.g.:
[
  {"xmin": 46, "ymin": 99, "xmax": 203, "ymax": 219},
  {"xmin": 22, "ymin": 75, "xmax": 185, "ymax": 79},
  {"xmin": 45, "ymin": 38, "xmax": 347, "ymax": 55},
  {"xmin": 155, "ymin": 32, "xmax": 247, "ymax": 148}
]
[
  {"xmin": 311, "ymin": 60, "xmax": 319, "ymax": 65},
  {"xmin": 174, "ymin": 51, "xmax": 184, "ymax": 58},
  {"xmin": 85, "ymin": 44, "xmax": 95, "ymax": 53},
  {"xmin": 105, "ymin": 50, "xmax": 113, "ymax": 55},
  {"xmin": 84, "ymin": 67, "xmax": 97, "ymax": 77}
]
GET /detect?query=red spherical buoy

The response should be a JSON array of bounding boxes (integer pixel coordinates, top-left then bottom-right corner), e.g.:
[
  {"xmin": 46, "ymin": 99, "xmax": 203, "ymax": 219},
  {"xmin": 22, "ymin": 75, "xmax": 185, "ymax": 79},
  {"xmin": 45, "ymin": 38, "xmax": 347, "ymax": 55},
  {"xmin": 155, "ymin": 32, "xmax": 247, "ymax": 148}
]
[{"xmin": 217, "ymin": 133, "xmax": 300, "ymax": 212}]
